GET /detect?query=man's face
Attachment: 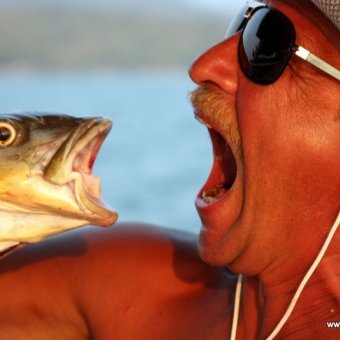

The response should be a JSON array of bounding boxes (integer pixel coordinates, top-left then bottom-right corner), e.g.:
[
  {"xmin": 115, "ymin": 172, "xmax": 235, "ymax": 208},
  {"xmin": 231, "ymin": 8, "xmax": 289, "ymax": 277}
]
[{"xmin": 190, "ymin": 0, "xmax": 340, "ymax": 277}]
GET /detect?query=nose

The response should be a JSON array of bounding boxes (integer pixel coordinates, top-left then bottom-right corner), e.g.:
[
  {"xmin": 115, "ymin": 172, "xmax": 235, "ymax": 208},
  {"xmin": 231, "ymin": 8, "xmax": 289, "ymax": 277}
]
[{"xmin": 189, "ymin": 35, "xmax": 240, "ymax": 94}]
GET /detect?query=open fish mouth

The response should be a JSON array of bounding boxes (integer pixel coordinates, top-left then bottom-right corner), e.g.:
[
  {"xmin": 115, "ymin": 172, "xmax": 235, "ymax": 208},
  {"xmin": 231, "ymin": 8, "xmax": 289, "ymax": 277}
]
[{"xmin": 44, "ymin": 117, "xmax": 117, "ymax": 226}]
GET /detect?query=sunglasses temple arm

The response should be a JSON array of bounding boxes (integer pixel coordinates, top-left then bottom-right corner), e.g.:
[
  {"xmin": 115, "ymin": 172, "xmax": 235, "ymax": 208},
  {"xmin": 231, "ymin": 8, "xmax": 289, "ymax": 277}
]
[{"xmin": 294, "ymin": 46, "xmax": 340, "ymax": 81}]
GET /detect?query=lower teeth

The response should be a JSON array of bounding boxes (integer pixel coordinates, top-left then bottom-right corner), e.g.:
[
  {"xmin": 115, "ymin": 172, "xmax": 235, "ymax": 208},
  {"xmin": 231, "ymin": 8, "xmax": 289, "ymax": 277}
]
[{"xmin": 202, "ymin": 183, "xmax": 230, "ymax": 203}]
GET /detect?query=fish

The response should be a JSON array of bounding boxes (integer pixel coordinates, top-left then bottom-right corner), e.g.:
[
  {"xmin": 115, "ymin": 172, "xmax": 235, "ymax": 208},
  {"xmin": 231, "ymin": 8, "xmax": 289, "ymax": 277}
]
[{"xmin": 0, "ymin": 113, "xmax": 118, "ymax": 258}]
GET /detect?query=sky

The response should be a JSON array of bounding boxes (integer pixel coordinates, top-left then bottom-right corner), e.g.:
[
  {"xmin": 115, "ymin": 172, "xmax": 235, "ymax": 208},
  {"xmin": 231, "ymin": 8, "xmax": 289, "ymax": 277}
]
[
  {"xmin": 185, "ymin": 0, "xmax": 244, "ymax": 13},
  {"xmin": 1, "ymin": 0, "xmax": 244, "ymax": 15}
]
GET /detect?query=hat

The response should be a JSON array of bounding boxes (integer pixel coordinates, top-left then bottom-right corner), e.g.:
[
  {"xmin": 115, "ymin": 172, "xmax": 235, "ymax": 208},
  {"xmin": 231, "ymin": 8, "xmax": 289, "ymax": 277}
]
[{"xmin": 310, "ymin": 0, "xmax": 340, "ymax": 29}]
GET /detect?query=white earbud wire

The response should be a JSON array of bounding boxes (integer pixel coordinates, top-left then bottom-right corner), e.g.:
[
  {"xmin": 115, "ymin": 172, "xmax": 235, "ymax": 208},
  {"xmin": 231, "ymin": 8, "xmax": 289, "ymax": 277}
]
[{"xmin": 230, "ymin": 211, "xmax": 340, "ymax": 340}]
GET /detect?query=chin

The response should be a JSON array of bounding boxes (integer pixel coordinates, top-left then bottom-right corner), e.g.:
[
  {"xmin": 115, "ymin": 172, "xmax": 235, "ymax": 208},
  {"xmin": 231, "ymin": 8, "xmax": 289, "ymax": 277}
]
[
  {"xmin": 198, "ymin": 232, "xmax": 231, "ymax": 267},
  {"xmin": 197, "ymin": 220, "xmax": 247, "ymax": 270}
]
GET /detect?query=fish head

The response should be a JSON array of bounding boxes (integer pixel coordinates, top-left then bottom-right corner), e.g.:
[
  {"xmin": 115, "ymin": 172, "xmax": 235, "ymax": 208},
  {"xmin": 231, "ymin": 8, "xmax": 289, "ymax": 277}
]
[{"xmin": 0, "ymin": 113, "xmax": 118, "ymax": 256}]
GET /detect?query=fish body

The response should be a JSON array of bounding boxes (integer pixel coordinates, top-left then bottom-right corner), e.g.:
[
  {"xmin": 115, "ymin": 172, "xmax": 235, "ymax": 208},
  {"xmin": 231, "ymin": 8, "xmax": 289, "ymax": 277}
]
[{"xmin": 0, "ymin": 113, "xmax": 117, "ymax": 257}]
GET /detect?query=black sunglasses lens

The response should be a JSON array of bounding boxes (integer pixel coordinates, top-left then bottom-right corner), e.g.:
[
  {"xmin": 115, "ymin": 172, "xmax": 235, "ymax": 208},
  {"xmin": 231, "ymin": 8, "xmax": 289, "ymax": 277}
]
[
  {"xmin": 239, "ymin": 8, "xmax": 296, "ymax": 84},
  {"xmin": 226, "ymin": 4, "xmax": 249, "ymax": 38}
]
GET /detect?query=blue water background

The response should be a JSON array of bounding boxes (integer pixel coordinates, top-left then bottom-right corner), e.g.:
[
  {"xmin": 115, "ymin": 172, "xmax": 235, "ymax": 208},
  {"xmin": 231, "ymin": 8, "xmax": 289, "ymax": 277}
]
[{"xmin": 0, "ymin": 70, "xmax": 212, "ymax": 233}]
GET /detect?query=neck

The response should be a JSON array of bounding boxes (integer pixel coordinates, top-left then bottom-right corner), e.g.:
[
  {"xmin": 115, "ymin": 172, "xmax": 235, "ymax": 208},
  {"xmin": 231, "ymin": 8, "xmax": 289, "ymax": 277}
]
[
  {"xmin": 260, "ymin": 253, "xmax": 340, "ymax": 338},
  {"xmin": 238, "ymin": 212, "xmax": 340, "ymax": 338}
]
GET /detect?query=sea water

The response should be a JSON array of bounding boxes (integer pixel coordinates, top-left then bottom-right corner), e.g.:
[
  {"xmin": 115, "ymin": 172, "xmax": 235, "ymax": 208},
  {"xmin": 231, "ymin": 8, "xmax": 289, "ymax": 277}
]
[{"xmin": 0, "ymin": 70, "xmax": 212, "ymax": 233}]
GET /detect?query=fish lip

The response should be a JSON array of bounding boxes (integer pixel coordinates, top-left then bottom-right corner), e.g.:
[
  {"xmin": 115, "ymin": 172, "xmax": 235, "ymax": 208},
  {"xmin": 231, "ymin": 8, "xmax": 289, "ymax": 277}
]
[
  {"xmin": 44, "ymin": 117, "xmax": 117, "ymax": 226},
  {"xmin": 0, "ymin": 242, "xmax": 27, "ymax": 260}
]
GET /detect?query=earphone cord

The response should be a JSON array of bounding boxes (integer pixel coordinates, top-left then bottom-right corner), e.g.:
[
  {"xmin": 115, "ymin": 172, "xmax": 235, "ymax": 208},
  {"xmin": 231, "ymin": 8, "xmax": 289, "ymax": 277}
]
[{"xmin": 230, "ymin": 211, "xmax": 340, "ymax": 340}]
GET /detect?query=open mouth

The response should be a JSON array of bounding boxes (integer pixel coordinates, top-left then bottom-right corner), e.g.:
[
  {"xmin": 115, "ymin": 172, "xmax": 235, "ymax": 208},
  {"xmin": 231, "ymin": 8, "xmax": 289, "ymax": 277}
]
[
  {"xmin": 44, "ymin": 117, "xmax": 117, "ymax": 225},
  {"xmin": 196, "ymin": 116, "xmax": 238, "ymax": 205},
  {"xmin": 66, "ymin": 119, "xmax": 116, "ymax": 224},
  {"xmin": 71, "ymin": 121, "xmax": 111, "ymax": 202}
]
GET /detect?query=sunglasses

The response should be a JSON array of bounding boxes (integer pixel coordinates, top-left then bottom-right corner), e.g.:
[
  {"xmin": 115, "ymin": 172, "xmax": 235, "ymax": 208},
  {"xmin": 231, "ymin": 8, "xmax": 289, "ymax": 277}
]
[{"xmin": 226, "ymin": 1, "xmax": 340, "ymax": 84}]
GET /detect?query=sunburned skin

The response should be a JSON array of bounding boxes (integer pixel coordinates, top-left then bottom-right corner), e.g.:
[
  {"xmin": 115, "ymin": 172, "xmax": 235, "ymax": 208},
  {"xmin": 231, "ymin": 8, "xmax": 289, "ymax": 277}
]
[
  {"xmin": 0, "ymin": 0, "xmax": 339, "ymax": 338},
  {"xmin": 0, "ymin": 222, "xmax": 339, "ymax": 339},
  {"xmin": 0, "ymin": 224, "xmax": 236, "ymax": 339},
  {"xmin": 189, "ymin": 0, "xmax": 340, "ymax": 337}
]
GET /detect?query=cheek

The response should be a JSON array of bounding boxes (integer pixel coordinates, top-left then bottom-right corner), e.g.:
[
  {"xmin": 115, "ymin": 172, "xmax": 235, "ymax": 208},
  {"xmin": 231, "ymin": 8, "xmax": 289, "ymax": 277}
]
[
  {"xmin": 237, "ymin": 86, "xmax": 291, "ymax": 179},
  {"xmin": 236, "ymin": 87, "xmax": 340, "ymax": 210}
]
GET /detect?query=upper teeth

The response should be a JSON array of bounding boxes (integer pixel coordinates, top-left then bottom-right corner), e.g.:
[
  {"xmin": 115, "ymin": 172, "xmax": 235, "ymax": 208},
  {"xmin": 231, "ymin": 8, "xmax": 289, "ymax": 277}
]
[{"xmin": 195, "ymin": 115, "xmax": 212, "ymax": 129}]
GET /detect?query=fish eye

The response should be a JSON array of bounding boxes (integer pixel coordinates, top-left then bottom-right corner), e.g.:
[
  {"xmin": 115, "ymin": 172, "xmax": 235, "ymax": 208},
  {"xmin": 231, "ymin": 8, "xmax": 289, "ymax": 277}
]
[{"xmin": 0, "ymin": 122, "xmax": 16, "ymax": 146}]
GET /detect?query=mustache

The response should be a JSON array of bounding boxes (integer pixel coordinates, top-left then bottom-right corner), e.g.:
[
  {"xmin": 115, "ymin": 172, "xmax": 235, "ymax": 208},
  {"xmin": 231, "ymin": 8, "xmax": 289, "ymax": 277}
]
[{"xmin": 190, "ymin": 86, "xmax": 242, "ymax": 159}]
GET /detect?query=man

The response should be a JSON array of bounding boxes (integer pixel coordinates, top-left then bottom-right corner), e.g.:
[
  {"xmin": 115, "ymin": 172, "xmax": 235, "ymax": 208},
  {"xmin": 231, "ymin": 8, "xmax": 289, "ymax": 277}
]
[{"xmin": 0, "ymin": 0, "xmax": 339, "ymax": 339}]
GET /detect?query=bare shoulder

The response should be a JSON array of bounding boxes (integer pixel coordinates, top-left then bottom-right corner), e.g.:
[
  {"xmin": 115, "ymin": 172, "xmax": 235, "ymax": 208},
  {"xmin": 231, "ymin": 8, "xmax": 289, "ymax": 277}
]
[
  {"xmin": 0, "ymin": 223, "xmax": 236, "ymax": 338},
  {"xmin": 53, "ymin": 222, "xmax": 232, "ymax": 297},
  {"xmin": 70, "ymin": 223, "xmax": 235, "ymax": 337},
  {"xmin": 0, "ymin": 222, "xmax": 231, "ymax": 290}
]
